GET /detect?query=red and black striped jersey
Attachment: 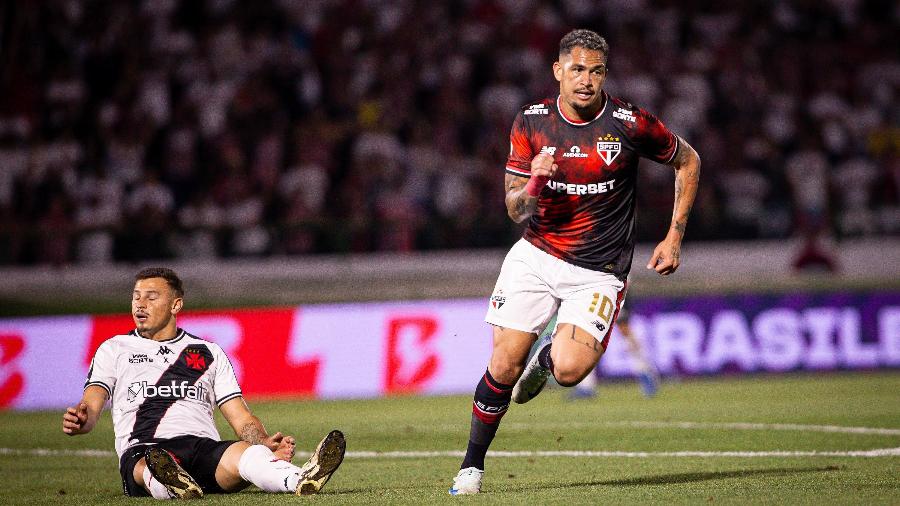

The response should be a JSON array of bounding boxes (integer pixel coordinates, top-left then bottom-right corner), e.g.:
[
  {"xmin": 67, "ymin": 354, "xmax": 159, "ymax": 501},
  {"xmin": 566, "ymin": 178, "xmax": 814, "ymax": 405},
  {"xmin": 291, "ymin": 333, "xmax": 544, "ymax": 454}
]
[{"xmin": 506, "ymin": 93, "xmax": 678, "ymax": 278}]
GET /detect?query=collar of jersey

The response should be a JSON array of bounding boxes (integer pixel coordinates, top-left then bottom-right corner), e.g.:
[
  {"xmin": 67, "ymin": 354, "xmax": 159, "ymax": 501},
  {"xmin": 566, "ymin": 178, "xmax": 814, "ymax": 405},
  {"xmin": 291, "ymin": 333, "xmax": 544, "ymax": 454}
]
[
  {"xmin": 556, "ymin": 93, "xmax": 608, "ymax": 126},
  {"xmin": 130, "ymin": 327, "xmax": 186, "ymax": 343}
]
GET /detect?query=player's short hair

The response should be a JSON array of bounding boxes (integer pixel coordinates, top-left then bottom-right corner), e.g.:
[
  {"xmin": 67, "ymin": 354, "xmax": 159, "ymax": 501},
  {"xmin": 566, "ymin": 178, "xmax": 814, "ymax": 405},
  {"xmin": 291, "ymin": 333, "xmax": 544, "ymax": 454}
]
[
  {"xmin": 135, "ymin": 267, "xmax": 184, "ymax": 298},
  {"xmin": 559, "ymin": 29, "xmax": 609, "ymax": 59}
]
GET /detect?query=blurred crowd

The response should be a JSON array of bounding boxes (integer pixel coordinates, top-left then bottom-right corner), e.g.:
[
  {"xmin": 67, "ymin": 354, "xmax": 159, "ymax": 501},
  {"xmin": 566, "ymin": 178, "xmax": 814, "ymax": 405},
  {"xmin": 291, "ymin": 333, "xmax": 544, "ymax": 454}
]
[{"xmin": 0, "ymin": 0, "xmax": 897, "ymax": 266}]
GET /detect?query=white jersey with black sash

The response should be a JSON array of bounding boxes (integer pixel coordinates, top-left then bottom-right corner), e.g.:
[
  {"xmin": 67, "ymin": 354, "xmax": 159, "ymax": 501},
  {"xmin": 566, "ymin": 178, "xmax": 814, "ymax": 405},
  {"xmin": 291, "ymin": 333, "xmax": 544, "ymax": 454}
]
[{"xmin": 84, "ymin": 328, "xmax": 242, "ymax": 458}]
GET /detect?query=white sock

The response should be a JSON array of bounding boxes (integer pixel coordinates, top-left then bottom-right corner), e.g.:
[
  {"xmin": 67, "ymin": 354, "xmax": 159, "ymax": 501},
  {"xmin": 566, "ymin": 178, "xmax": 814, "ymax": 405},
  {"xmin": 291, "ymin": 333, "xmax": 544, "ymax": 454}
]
[
  {"xmin": 142, "ymin": 465, "xmax": 174, "ymax": 500},
  {"xmin": 237, "ymin": 444, "xmax": 303, "ymax": 493}
]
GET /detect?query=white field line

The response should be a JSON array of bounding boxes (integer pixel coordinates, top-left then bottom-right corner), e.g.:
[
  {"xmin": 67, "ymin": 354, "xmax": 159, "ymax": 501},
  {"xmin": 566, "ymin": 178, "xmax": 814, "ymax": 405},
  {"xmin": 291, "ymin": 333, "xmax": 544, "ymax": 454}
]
[
  {"xmin": 5, "ymin": 422, "xmax": 897, "ymax": 460},
  {"xmin": 469, "ymin": 421, "xmax": 900, "ymax": 436},
  {"xmin": 2, "ymin": 447, "xmax": 899, "ymax": 459}
]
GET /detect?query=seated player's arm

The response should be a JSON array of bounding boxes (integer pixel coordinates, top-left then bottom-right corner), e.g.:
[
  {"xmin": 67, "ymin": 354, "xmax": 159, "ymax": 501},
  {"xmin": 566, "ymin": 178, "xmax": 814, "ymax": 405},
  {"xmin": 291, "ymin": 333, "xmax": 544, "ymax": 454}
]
[
  {"xmin": 220, "ymin": 397, "xmax": 295, "ymax": 460},
  {"xmin": 62, "ymin": 385, "xmax": 108, "ymax": 436},
  {"xmin": 505, "ymin": 152, "xmax": 558, "ymax": 223},
  {"xmin": 646, "ymin": 135, "xmax": 701, "ymax": 275}
]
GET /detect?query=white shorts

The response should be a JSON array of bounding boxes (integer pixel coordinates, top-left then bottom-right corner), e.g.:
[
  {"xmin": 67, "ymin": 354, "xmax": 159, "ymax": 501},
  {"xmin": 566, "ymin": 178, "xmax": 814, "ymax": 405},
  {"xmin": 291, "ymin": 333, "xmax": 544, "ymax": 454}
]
[{"xmin": 485, "ymin": 239, "xmax": 627, "ymax": 348}]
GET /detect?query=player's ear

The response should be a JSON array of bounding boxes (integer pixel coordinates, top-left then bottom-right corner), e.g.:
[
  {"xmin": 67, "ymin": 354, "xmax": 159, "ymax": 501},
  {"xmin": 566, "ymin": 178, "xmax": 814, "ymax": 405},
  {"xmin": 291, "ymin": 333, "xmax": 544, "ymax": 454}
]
[
  {"xmin": 553, "ymin": 61, "xmax": 562, "ymax": 82},
  {"xmin": 171, "ymin": 297, "xmax": 183, "ymax": 315}
]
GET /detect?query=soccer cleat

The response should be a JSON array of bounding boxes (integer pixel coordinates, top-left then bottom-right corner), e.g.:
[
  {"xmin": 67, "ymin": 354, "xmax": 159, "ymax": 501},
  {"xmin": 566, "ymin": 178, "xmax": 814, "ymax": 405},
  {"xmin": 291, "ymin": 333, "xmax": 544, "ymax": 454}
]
[
  {"xmin": 512, "ymin": 336, "xmax": 552, "ymax": 404},
  {"xmin": 144, "ymin": 446, "xmax": 203, "ymax": 499},
  {"xmin": 449, "ymin": 466, "xmax": 483, "ymax": 495},
  {"xmin": 638, "ymin": 371, "xmax": 658, "ymax": 398},
  {"xmin": 295, "ymin": 430, "xmax": 346, "ymax": 495}
]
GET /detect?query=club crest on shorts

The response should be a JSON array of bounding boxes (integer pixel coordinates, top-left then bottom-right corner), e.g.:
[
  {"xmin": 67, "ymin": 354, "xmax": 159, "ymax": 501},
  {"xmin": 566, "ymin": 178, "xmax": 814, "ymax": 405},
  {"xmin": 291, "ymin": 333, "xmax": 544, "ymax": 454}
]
[
  {"xmin": 490, "ymin": 290, "xmax": 506, "ymax": 309},
  {"xmin": 597, "ymin": 133, "xmax": 621, "ymax": 165}
]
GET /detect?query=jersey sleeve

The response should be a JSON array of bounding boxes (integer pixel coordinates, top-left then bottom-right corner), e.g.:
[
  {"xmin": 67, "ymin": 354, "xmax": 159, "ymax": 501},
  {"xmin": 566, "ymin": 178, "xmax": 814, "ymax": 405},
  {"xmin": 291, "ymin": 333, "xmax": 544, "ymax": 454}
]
[
  {"xmin": 210, "ymin": 344, "xmax": 243, "ymax": 407},
  {"xmin": 84, "ymin": 339, "xmax": 116, "ymax": 397},
  {"xmin": 505, "ymin": 110, "xmax": 533, "ymax": 177},
  {"xmin": 632, "ymin": 107, "xmax": 679, "ymax": 164}
]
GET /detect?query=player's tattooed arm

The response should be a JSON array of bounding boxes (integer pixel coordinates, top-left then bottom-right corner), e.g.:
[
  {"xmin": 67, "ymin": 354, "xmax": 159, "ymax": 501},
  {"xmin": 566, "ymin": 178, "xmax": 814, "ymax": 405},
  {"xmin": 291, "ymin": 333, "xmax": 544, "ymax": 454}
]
[
  {"xmin": 221, "ymin": 397, "xmax": 296, "ymax": 459},
  {"xmin": 647, "ymin": 135, "xmax": 700, "ymax": 275},
  {"xmin": 222, "ymin": 398, "xmax": 272, "ymax": 446},
  {"xmin": 505, "ymin": 173, "xmax": 540, "ymax": 223},
  {"xmin": 239, "ymin": 420, "xmax": 265, "ymax": 445},
  {"xmin": 668, "ymin": 135, "xmax": 700, "ymax": 240}
]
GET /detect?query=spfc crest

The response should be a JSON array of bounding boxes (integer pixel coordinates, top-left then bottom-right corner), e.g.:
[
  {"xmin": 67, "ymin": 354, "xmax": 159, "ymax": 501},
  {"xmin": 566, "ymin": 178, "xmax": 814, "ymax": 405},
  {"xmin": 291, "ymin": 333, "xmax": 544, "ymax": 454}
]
[{"xmin": 597, "ymin": 133, "xmax": 621, "ymax": 165}]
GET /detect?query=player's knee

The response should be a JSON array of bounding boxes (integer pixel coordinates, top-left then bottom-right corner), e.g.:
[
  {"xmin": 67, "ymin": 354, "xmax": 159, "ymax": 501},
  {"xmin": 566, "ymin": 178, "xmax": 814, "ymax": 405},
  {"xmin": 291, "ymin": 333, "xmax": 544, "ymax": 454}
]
[
  {"xmin": 553, "ymin": 371, "xmax": 584, "ymax": 387},
  {"xmin": 551, "ymin": 358, "xmax": 592, "ymax": 387},
  {"xmin": 488, "ymin": 359, "xmax": 523, "ymax": 385}
]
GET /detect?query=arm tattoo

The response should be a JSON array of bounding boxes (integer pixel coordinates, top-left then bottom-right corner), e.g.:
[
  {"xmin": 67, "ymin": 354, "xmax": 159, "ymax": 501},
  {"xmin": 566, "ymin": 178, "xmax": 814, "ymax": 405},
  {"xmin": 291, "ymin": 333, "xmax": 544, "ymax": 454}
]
[
  {"xmin": 505, "ymin": 174, "xmax": 539, "ymax": 223},
  {"xmin": 668, "ymin": 136, "xmax": 700, "ymax": 238},
  {"xmin": 240, "ymin": 422, "xmax": 264, "ymax": 445}
]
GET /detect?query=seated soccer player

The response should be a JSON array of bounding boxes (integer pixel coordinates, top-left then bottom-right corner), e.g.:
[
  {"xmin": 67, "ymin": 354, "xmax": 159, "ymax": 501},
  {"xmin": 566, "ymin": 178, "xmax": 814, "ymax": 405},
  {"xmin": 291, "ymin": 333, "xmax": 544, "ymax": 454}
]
[{"xmin": 62, "ymin": 267, "xmax": 345, "ymax": 499}]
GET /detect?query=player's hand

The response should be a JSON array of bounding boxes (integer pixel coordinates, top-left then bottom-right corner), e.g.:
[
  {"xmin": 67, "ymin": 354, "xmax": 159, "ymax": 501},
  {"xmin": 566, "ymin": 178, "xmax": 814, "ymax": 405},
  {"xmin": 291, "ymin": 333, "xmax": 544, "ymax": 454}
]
[
  {"xmin": 264, "ymin": 432, "xmax": 296, "ymax": 462},
  {"xmin": 647, "ymin": 233, "xmax": 682, "ymax": 275},
  {"xmin": 530, "ymin": 152, "xmax": 558, "ymax": 183},
  {"xmin": 62, "ymin": 402, "xmax": 89, "ymax": 435}
]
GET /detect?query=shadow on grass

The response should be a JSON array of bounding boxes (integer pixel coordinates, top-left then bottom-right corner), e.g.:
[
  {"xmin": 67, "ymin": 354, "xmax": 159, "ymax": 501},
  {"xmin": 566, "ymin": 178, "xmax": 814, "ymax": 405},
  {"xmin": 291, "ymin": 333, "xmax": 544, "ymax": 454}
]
[{"xmin": 509, "ymin": 465, "xmax": 844, "ymax": 491}]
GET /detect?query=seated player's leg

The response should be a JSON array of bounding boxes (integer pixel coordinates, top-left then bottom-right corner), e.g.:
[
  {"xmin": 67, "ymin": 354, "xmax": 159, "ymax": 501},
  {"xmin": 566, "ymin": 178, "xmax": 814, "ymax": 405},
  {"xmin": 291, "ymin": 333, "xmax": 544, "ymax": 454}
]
[
  {"xmin": 215, "ymin": 441, "xmax": 253, "ymax": 491},
  {"xmin": 119, "ymin": 443, "xmax": 203, "ymax": 499},
  {"xmin": 218, "ymin": 431, "xmax": 345, "ymax": 495},
  {"xmin": 294, "ymin": 430, "xmax": 346, "ymax": 495},
  {"xmin": 144, "ymin": 446, "xmax": 204, "ymax": 499}
]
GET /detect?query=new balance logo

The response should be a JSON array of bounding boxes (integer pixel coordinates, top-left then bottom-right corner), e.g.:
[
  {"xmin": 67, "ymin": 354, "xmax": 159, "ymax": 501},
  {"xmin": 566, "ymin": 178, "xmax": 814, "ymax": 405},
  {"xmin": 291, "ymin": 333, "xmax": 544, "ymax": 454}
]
[{"xmin": 540, "ymin": 146, "xmax": 557, "ymax": 156}]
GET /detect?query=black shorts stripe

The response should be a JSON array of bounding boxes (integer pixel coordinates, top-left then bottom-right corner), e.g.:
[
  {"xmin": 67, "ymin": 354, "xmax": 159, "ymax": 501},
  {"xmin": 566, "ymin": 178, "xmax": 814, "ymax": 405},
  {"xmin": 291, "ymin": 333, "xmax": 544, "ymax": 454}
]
[
  {"xmin": 129, "ymin": 345, "xmax": 214, "ymax": 443},
  {"xmin": 216, "ymin": 392, "xmax": 242, "ymax": 406}
]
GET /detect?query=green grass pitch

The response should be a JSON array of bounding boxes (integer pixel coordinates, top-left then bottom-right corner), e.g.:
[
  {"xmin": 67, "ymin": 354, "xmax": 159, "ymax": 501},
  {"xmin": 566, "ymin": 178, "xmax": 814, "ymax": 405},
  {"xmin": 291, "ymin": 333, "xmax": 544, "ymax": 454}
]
[{"xmin": 1, "ymin": 372, "xmax": 897, "ymax": 505}]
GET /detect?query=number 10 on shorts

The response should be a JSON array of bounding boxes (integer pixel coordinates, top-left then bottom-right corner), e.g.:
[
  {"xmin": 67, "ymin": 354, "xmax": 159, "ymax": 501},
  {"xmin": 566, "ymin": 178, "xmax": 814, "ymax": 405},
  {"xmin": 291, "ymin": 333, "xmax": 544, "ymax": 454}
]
[{"xmin": 588, "ymin": 293, "xmax": 614, "ymax": 323}]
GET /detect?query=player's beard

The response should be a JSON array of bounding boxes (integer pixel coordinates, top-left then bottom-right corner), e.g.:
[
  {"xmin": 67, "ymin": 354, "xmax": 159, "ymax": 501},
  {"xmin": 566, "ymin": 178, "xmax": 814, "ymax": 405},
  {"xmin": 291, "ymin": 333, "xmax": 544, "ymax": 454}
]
[
  {"xmin": 135, "ymin": 313, "xmax": 173, "ymax": 337},
  {"xmin": 569, "ymin": 91, "xmax": 602, "ymax": 114}
]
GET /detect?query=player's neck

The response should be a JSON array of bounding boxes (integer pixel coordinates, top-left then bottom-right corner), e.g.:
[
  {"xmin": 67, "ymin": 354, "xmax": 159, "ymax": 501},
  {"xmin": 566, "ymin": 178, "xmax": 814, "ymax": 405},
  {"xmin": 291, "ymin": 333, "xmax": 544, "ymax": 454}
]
[{"xmin": 139, "ymin": 323, "xmax": 179, "ymax": 341}]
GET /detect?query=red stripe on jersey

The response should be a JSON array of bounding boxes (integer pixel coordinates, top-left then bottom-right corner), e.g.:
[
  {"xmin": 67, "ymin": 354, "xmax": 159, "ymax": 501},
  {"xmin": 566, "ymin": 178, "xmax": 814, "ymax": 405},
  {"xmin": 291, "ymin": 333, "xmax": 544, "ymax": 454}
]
[{"xmin": 599, "ymin": 280, "xmax": 628, "ymax": 350}]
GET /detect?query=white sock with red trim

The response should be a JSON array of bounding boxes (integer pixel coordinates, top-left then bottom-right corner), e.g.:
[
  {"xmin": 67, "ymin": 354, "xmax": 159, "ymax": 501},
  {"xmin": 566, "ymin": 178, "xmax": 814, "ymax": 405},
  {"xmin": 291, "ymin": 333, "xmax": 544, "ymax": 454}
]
[
  {"xmin": 237, "ymin": 444, "xmax": 302, "ymax": 493},
  {"xmin": 142, "ymin": 465, "xmax": 175, "ymax": 499}
]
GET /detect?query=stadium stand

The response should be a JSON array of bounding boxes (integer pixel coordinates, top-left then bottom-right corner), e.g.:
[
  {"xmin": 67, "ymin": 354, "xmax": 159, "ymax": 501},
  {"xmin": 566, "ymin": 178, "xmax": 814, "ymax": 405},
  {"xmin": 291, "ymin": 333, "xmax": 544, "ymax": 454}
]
[{"xmin": 0, "ymin": 0, "xmax": 896, "ymax": 265}]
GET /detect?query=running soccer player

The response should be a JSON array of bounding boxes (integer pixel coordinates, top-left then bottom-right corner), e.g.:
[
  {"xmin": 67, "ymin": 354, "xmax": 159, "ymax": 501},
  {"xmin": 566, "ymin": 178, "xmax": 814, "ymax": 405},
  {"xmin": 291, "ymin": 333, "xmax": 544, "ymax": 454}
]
[
  {"xmin": 62, "ymin": 267, "xmax": 345, "ymax": 499},
  {"xmin": 450, "ymin": 29, "xmax": 700, "ymax": 495}
]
